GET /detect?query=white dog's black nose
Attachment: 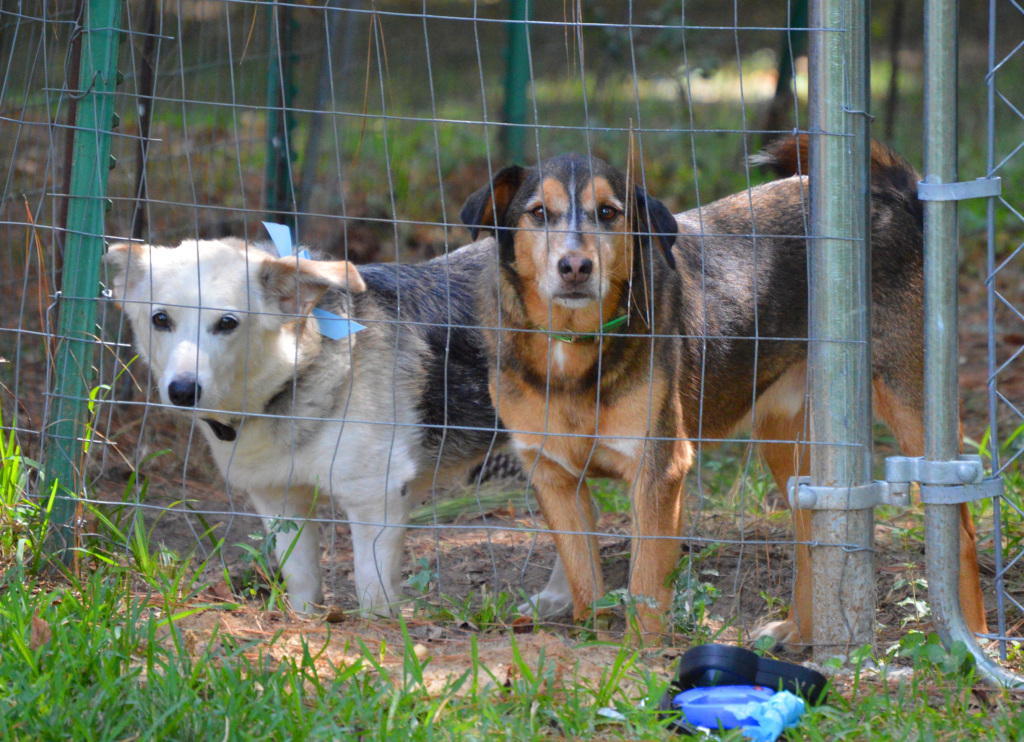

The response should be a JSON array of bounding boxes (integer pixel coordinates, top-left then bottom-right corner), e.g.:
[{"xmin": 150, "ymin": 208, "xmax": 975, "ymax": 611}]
[{"xmin": 168, "ymin": 376, "xmax": 201, "ymax": 407}]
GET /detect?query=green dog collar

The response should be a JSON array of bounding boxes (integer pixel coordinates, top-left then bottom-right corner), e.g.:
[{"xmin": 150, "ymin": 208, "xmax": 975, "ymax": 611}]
[{"xmin": 546, "ymin": 313, "xmax": 630, "ymax": 344}]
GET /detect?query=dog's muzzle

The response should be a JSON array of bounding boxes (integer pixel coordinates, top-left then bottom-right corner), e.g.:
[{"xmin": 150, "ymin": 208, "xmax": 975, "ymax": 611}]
[{"xmin": 167, "ymin": 375, "xmax": 201, "ymax": 407}]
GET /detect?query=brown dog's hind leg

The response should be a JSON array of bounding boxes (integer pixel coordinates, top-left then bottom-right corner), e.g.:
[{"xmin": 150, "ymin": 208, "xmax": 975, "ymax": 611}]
[
  {"xmin": 753, "ymin": 380, "xmax": 989, "ymax": 649},
  {"xmin": 752, "ymin": 409, "xmax": 813, "ymax": 651},
  {"xmin": 874, "ymin": 380, "xmax": 989, "ymax": 636},
  {"xmin": 956, "ymin": 500, "xmax": 987, "ymax": 634}
]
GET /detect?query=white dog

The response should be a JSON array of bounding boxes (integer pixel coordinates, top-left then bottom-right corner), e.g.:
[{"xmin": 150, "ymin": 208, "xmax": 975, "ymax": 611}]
[{"xmin": 105, "ymin": 237, "xmax": 571, "ymax": 617}]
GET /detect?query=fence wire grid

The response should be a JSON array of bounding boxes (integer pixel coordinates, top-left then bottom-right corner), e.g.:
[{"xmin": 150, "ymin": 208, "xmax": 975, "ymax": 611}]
[
  {"xmin": 0, "ymin": 0, "xmax": 1021, "ymax": 660},
  {"xmin": 987, "ymin": 0, "xmax": 1024, "ymax": 660}
]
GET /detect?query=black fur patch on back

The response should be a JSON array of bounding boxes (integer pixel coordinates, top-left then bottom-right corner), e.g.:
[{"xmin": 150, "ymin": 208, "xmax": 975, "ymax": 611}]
[{"xmin": 358, "ymin": 248, "xmax": 505, "ymax": 463}]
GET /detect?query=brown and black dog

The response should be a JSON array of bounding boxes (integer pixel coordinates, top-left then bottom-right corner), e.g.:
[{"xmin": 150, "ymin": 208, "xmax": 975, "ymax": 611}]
[{"xmin": 460, "ymin": 137, "xmax": 988, "ymax": 646}]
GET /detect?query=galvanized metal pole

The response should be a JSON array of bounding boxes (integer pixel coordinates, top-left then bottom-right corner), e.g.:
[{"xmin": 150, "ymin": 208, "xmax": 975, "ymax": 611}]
[
  {"xmin": 807, "ymin": 0, "xmax": 874, "ymax": 659},
  {"xmin": 985, "ymin": 0, "xmax": 1008, "ymax": 664},
  {"xmin": 502, "ymin": 0, "xmax": 528, "ymax": 162},
  {"xmin": 922, "ymin": 0, "xmax": 1024, "ymax": 688},
  {"xmin": 922, "ymin": 0, "xmax": 960, "ymax": 465},
  {"xmin": 43, "ymin": 0, "xmax": 123, "ymax": 555}
]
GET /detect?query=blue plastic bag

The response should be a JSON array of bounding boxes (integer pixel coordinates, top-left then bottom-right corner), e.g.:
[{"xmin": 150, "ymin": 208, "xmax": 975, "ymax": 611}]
[{"xmin": 734, "ymin": 691, "xmax": 805, "ymax": 742}]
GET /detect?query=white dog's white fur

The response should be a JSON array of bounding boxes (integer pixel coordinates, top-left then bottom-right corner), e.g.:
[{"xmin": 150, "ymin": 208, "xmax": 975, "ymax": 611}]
[{"xmin": 105, "ymin": 238, "xmax": 571, "ymax": 617}]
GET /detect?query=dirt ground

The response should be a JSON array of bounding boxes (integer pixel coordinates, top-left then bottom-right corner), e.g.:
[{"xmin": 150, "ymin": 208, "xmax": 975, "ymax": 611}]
[
  {"xmin": 0, "ymin": 215, "xmax": 1018, "ymax": 667},
  {"xmin": 66, "ymin": 250, "xmax": 1022, "ymax": 658},
  {"xmin": 15, "ymin": 213, "xmax": 997, "ymax": 647},
  {"xmin": 1, "ymin": 111, "xmax": 1021, "ymax": 673}
]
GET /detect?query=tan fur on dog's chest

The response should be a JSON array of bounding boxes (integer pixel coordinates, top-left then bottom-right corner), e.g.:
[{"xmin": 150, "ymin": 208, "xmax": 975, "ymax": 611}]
[{"xmin": 493, "ymin": 342, "xmax": 687, "ymax": 481}]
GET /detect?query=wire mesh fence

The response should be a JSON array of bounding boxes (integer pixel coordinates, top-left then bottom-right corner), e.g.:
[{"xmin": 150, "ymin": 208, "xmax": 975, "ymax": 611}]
[
  {"xmin": 0, "ymin": 0, "xmax": 1020, "ymax": 665},
  {"xmin": 987, "ymin": 0, "xmax": 1024, "ymax": 660}
]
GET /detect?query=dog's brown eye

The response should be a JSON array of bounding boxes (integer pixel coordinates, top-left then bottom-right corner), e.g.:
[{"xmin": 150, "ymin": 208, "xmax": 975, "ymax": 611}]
[
  {"xmin": 152, "ymin": 311, "xmax": 171, "ymax": 330},
  {"xmin": 598, "ymin": 205, "xmax": 619, "ymax": 221},
  {"xmin": 530, "ymin": 205, "xmax": 546, "ymax": 221},
  {"xmin": 215, "ymin": 315, "xmax": 239, "ymax": 333}
]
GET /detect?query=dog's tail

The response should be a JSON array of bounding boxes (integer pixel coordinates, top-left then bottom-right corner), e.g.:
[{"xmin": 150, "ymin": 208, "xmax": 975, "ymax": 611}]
[
  {"xmin": 750, "ymin": 134, "xmax": 811, "ymax": 179},
  {"xmin": 752, "ymin": 133, "xmax": 922, "ymax": 227}
]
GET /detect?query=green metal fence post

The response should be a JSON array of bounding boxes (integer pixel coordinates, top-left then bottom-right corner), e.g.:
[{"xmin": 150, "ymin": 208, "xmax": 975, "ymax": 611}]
[
  {"xmin": 502, "ymin": 0, "xmax": 529, "ymax": 162},
  {"xmin": 43, "ymin": 0, "xmax": 124, "ymax": 556}
]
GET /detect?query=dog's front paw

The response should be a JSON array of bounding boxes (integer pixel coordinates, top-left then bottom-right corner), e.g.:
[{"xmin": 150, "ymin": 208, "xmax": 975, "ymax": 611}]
[
  {"xmin": 287, "ymin": 587, "xmax": 326, "ymax": 616},
  {"xmin": 517, "ymin": 589, "xmax": 574, "ymax": 620},
  {"xmin": 355, "ymin": 584, "xmax": 402, "ymax": 620},
  {"xmin": 358, "ymin": 601, "xmax": 400, "ymax": 620},
  {"xmin": 751, "ymin": 618, "xmax": 805, "ymax": 654}
]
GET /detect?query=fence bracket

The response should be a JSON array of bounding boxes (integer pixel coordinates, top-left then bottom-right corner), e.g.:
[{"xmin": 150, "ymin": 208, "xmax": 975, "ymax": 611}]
[
  {"xmin": 919, "ymin": 479, "xmax": 1003, "ymax": 504},
  {"xmin": 787, "ymin": 457, "xmax": 1003, "ymax": 510},
  {"xmin": 885, "ymin": 454, "xmax": 1003, "ymax": 504},
  {"xmin": 787, "ymin": 477, "xmax": 911, "ymax": 510},
  {"xmin": 886, "ymin": 453, "xmax": 983, "ymax": 484},
  {"xmin": 917, "ymin": 176, "xmax": 1001, "ymax": 201}
]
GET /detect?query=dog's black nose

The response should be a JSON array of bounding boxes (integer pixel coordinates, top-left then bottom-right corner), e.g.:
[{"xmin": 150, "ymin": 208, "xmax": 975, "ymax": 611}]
[
  {"xmin": 167, "ymin": 376, "xmax": 201, "ymax": 407},
  {"xmin": 557, "ymin": 255, "xmax": 593, "ymax": 285}
]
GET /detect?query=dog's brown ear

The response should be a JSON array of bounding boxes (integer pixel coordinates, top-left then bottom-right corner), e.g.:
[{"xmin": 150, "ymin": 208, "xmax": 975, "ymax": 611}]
[
  {"xmin": 631, "ymin": 186, "xmax": 678, "ymax": 270},
  {"xmin": 260, "ymin": 257, "xmax": 366, "ymax": 318},
  {"xmin": 305, "ymin": 259, "xmax": 367, "ymax": 294},
  {"xmin": 460, "ymin": 165, "xmax": 525, "ymax": 240},
  {"xmin": 103, "ymin": 242, "xmax": 150, "ymax": 303},
  {"xmin": 260, "ymin": 258, "xmax": 335, "ymax": 318}
]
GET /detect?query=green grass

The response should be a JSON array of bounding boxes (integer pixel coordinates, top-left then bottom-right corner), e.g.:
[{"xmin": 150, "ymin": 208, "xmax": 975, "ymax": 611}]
[
  {"xmin": 3, "ymin": 562, "xmax": 1024, "ymax": 741},
  {"xmin": 0, "ymin": 565, "xmax": 681, "ymax": 740},
  {"xmin": 791, "ymin": 639, "xmax": 1024, "ymax": 742},
  {"xmin": 968, "ymin": 424, "xmax": 1024, "ymax": 596},
  {"xmin": 2, "ymin": 413, "xmax": 1024, "ymax": 739}
]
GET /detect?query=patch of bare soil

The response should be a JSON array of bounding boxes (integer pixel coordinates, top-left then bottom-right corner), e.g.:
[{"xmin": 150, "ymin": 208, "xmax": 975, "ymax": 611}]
[
  {"xmin": 79, "ymin": 406, "xmax": 1020, "ymax": 653},
  {"xmin": 0, "ymin": 240, "xmax": 1016, "ymax": 685},
  {"xmin": 73, "ymin": 242, "xmax": 1021, "ymax": 662}
]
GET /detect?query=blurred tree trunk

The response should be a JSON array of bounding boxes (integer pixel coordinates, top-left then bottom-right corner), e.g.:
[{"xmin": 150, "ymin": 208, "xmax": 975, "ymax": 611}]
[
  {"xmin": 131, "ymin": 0, "xmax": 159, "ymax": 241},
  {"xmin": 884, "ymin": 0, "xmax": 906, "ymax": 141},
  {"xmin": 56, "ymin": 0, "xmax": 85, "ymax": 264},
  {"xmin": 297, "ymin": 0, "xmax": 360, "ymax": 240},
  {"xmin": 760, "ymin": 0, "xmax": 808, "ymax": 147}
]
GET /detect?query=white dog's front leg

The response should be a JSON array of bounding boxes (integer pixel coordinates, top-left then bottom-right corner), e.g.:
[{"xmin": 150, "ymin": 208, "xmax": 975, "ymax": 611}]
[
  {"xmin": 347, "ymin": 488, "xmax": 411, "ymax": 617},
  {"xmin": 518, "ymin": 553, "xmax": 575, "ymax": 618},
  {"xmin": 248, "ymin": 485, "xmax": 323, "ymax": 613}
]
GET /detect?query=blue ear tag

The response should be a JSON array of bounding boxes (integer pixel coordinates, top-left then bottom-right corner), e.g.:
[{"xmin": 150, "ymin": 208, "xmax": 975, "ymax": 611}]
[
  {"xmin": 262, "ymin": 220, "xmax": 312, "ymax": 259},
  {"xmin": 263, "ymin": 222, "xmax": 363, "ymax": 340},
  {"xmin": 312, "ymin": 308, "xmax": 365, "ymax": 340},
  {"xmin": 262, "ymin": 221, "xmax": 294, "ymax": 257}
]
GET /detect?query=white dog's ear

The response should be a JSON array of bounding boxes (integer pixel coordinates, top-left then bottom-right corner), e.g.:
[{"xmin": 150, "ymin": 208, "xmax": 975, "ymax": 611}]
[
  {"xmin": 103, "ymin": 242, "xmax": 150, "ymax": 304},
  {"xmin": 259, "ymin": 257, "xmax": 365, "ymax": 318},
  {"xmin": 307, "ymin": 259, "xmax": 367, "ymax": 294}
]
